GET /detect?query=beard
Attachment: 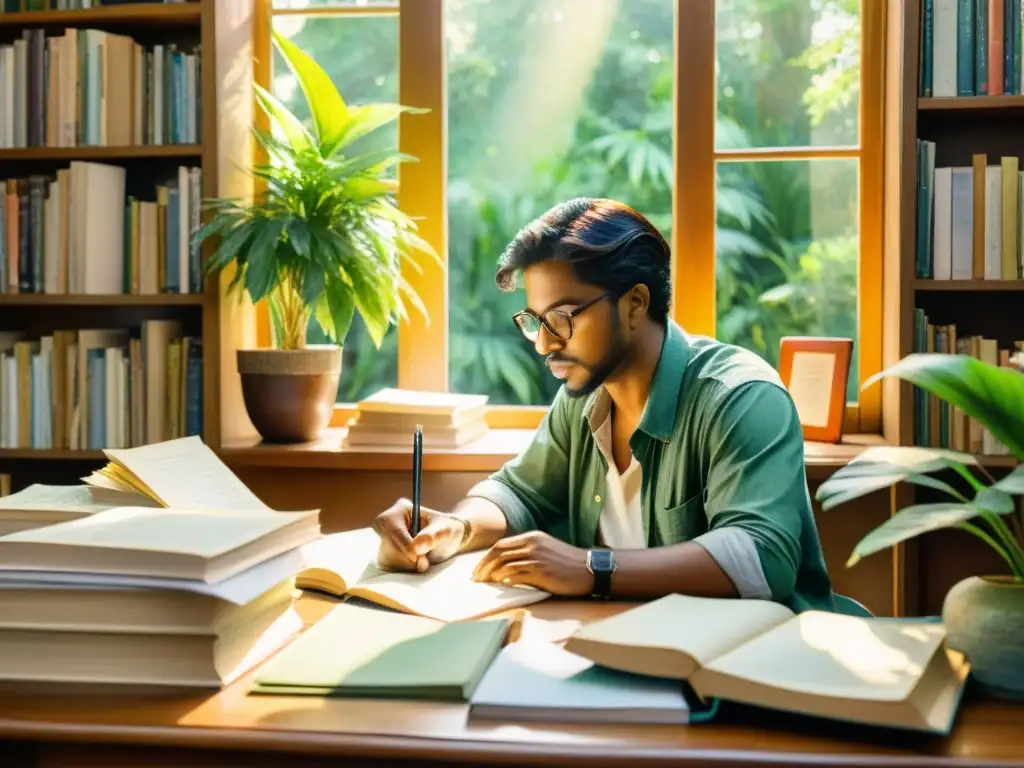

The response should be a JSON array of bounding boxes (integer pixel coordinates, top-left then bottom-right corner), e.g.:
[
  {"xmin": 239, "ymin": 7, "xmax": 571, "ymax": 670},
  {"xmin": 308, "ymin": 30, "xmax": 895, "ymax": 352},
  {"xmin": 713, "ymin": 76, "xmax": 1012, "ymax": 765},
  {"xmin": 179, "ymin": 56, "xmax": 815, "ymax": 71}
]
[{"xmin": 561, "ymin": 324, "xmax": 629, "ymax": 399}]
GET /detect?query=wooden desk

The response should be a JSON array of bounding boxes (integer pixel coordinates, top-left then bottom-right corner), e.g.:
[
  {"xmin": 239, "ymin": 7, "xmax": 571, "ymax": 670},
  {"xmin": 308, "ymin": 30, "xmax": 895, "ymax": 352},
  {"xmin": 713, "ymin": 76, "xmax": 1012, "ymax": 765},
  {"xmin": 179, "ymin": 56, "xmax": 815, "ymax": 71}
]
[{"xmin": 0, "ymin": 598, "xmax": 1022, "ymax": 768}]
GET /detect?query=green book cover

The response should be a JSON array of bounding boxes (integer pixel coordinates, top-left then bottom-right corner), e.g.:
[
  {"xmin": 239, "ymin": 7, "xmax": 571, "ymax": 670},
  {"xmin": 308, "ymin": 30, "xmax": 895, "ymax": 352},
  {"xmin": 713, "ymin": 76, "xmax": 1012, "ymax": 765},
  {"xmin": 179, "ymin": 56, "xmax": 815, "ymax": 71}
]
[{"xmin": 251, "ymin": 603, "xmax": 509, "ymax": 702}]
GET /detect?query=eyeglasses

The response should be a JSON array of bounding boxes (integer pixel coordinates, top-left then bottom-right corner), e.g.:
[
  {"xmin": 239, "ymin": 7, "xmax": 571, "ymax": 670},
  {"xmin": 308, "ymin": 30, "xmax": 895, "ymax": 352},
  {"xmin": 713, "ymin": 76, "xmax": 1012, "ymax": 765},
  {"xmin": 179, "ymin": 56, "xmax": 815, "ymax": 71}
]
[{"xmin": 512, "ymin": 292, "xmax": 611, "ymax": 342}]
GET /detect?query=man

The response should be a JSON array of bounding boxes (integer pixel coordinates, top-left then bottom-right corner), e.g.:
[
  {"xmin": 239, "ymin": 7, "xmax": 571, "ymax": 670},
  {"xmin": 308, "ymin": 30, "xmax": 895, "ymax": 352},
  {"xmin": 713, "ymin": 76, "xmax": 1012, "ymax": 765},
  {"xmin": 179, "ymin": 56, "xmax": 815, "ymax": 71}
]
[{"xmin": 373, "ymin": 197, "xmax": 843, "ymax": 613}]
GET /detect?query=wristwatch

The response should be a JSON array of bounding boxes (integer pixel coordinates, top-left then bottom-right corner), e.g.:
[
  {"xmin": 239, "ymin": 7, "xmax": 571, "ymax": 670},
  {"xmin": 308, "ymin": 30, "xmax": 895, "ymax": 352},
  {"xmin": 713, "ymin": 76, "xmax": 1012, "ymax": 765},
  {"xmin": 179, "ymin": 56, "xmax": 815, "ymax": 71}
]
[{"xmin": 585, "ymin": 549, "xmax": 616, "ymax": 598}]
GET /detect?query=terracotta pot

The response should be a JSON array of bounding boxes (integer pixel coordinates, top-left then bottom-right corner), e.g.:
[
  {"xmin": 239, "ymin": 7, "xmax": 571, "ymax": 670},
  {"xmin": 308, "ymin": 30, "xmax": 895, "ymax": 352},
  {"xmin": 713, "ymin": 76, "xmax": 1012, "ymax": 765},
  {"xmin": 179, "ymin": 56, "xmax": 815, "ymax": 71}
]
[
  {"xmin": 942, "ymin": 575, "xmax": 1024, "ymax": 700},
  {"xmin": 237, "ymin": 345, "xmax": 341, "ymax": 443}
]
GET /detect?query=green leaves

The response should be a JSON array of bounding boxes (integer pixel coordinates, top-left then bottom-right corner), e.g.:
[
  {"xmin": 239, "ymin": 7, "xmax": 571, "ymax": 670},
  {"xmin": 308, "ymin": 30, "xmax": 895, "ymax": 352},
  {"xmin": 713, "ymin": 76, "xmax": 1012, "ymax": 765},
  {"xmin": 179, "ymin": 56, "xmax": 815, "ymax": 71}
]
[
  {"xmin": 864, "ymin": 353, "xmax": 1024, "ymax": 460},
  {"xmin": 271, "ymin": 30, "xmax": 349, "ymax": 157},
  {"xmin": 815, "ymin": 445, "xmax": 975, "ymax": 509},
  {"xmin": 847, "ymin": 503, "xmax": 985, "ymax": 567},
  {"xmin": 194, "ymin": 34, "xmax": 434, "ymax": 351}
]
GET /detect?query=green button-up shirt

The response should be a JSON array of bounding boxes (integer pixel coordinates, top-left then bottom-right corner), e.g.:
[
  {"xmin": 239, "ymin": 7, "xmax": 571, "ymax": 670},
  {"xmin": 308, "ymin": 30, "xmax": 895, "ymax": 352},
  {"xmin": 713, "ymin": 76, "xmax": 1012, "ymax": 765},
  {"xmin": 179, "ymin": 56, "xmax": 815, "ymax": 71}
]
[{"xmin": 468, "ymin": 320, "xmax": 842, "ymax": 614}]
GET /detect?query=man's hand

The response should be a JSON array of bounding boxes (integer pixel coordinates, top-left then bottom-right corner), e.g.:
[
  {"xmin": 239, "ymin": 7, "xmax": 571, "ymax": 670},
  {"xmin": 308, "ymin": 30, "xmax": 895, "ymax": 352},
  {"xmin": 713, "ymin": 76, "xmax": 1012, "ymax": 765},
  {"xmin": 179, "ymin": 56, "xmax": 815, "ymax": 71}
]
[
  {"xmin": 471, "ymin": 531, "xmax": 593, "ymax": 596},
  {"xmin": 372, "ymin": 498, "xmax": 465, "ymax": 573}
]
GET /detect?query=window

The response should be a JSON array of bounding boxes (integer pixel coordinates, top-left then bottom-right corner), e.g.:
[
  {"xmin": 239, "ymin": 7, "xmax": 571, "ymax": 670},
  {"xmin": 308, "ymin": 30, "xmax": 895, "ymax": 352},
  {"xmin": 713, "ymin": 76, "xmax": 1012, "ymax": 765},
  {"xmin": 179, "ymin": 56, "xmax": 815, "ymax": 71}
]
[
  {"xmin": 446, "ymin": 0, "xmax": 675, "ymax": 406},
  {"xmin": 255, "ymin": 0, "xmax": 883, "ymax": 432},
  {"xmin": 714, "ymin": 0, "xmax": 863, "ymax": 404}
]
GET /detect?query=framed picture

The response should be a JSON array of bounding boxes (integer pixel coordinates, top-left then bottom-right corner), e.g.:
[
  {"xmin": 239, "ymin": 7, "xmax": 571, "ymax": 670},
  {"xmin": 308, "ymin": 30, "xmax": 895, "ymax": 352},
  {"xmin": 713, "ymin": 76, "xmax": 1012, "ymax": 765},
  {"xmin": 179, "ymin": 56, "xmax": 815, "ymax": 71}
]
[{"xmin": 778, "ymin": 337, "xmax": 854, "ymax": 444}]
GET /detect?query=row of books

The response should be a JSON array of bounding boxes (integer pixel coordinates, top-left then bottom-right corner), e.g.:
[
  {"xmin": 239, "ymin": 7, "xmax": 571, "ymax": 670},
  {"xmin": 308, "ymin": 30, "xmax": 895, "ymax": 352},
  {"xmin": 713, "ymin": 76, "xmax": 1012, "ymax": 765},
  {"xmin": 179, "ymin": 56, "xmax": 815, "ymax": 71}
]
[
  {"xmin": 912, "ymin": 308, "xmax": 1023, "ymax": 453},
  {"xmin": 915, "ymin": 142, "xmax": 1024, "ymax": 280},
  {"xmin": 920, "ymin": 0, "xmax": 1024, "ymax": 97},
  {"xmin": 0, "ymin": 24, "xmax": 200, "ymax": 149},
  {"xmin": 0, "ymin": 1, "xmax": 192, "ymax": 11},
  {"xmin": 1, "ymin": 162, "xmax": 202, "ymax": 295},
  {"xmin": 0, "ymin": 319, "xmax": 201, "ymax": 451}
]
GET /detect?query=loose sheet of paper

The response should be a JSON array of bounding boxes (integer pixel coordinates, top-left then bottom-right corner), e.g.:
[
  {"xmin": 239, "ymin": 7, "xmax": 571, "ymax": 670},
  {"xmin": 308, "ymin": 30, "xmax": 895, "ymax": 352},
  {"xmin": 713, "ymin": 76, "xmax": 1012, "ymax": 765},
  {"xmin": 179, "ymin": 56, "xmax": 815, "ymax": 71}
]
[{"xmin": 104, "ymin": 436, "xmax": 270, "ymax": 511}]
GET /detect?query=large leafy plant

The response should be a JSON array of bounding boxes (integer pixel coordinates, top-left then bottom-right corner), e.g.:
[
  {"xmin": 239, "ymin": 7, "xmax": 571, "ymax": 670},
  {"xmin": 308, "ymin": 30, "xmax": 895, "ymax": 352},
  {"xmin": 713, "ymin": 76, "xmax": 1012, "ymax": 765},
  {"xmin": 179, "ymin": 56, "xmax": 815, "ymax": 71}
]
[
  {"xmin": 193, "ymin": 30, "xmax": 437, "ymax": 350},
  {"xmin": 816, "ymin": 353, "xmax": 1024, "ymax": 581}
]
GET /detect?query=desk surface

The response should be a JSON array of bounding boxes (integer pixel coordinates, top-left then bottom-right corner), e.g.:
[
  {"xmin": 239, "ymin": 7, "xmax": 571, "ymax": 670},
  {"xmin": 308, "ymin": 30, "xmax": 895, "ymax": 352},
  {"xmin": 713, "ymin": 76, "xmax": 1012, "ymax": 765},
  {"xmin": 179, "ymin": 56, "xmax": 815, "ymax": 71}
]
[{"xmin": 0, "ymin": 598, "xmax": 1022, "ymax": 768}]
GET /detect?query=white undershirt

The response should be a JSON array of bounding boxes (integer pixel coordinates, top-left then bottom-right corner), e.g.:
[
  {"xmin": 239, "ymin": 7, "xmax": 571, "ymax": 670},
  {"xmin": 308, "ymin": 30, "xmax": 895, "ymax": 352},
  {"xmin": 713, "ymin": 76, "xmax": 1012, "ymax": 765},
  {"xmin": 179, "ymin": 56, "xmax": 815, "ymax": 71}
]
[{"xmin": 591, "ymin": 394, "xmax": 647, "ymax": 549}]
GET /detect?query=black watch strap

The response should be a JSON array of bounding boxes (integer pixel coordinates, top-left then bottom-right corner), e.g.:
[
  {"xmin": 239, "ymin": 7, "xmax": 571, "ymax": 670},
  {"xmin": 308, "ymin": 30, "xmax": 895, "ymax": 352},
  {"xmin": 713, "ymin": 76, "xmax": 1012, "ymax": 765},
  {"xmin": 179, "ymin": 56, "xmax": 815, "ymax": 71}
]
[{"xmin": 591, "ymin": 568, "xmax": 612, "ymax": 598}]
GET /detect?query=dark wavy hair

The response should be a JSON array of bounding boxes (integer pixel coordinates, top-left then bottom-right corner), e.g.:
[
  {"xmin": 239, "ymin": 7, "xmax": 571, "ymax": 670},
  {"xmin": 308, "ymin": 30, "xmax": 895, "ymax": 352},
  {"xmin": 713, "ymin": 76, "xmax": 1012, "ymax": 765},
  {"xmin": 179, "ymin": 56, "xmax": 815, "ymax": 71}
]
[{"xmin": 494, "ymin": 198, "xmax": 671, "ymax": 323}]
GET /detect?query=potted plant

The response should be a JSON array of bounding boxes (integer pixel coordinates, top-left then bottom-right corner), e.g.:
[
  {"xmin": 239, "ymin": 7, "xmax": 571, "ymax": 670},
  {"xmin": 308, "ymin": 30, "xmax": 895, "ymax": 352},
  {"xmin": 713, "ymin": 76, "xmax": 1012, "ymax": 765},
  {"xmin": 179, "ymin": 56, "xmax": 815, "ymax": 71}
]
[
  {"xmin": 816, "ymin": 352, "xmax": 1024, "ymax": 699},
  {"xmin": 193, "ymin": 31, "xmax": 437, "ymax": 443}
]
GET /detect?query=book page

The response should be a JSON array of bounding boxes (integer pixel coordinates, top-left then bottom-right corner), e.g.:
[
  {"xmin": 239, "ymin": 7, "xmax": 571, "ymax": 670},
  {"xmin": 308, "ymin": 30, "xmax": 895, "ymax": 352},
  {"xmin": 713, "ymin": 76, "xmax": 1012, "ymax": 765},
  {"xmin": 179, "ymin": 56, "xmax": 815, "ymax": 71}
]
[
  {"xmin": 565, "ymin": 594, "xmax": 794, "ymax": 677},
  {"xmin": 347, "ymin": 549, "xmax": 549, "ymax": 622},
  {"xmin": 0, "ymin": 484, "xmax": 113, "ymax": 512},
  {"xmin": 703, "ymin": 611, "xmax": 947, "ymax": 701},
  {"xmin": 103, "ymin": 436, "xmax": 270, "ymax": 511},
  {"xmin": 786, "ymin": 351, "xmax": 836, "ymax": 428},
  {"xmin": 294, "ymin": 527, "xmax": 384, "ymax": 595}
]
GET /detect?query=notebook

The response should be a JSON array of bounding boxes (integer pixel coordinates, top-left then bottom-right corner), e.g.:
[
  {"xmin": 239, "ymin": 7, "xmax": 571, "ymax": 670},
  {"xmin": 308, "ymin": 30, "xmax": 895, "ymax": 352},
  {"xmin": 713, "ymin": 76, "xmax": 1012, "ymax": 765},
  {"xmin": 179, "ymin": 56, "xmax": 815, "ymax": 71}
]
[
  {"xmin": 563, "ymin": 594, "xmax": 970, "ymax": 733},
  {"xmin": 296, "ymin": 527, "xmax": 550, "ymax": 622},
  {"xmin": 251, "ymin": 602, "xmax": 509, "ymax": 701},
  {"xmin": 0, "ymin": 506, "xmax": 321, "ymax": 583},
  {"xmin": 469, "ymin": 639, "xmax": 690, "ymax": 724}
]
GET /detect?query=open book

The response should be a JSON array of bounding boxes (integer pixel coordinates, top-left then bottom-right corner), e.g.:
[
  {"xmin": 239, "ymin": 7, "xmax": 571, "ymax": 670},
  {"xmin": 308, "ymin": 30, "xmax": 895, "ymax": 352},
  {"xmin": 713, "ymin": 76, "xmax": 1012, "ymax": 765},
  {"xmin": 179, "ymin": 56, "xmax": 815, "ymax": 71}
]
[
  {"xmin": 82, "ymin": 436, "xmax": 269, "ymax": 511},
  {"xmin": 563, "ymin": 594, "xmax": 970, "ymax": 734},
  {"xmin": 295, "ymin": 527, "xmax": 550, "ymax": 622}
]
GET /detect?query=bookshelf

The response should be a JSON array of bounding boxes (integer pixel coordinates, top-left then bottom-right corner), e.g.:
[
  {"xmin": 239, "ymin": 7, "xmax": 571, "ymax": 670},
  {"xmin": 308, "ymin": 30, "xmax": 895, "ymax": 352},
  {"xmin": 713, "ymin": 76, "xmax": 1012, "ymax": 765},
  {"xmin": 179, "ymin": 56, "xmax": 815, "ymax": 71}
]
[
  {"xmin": 0, "ymin": 1, "xmax": 260, "ymax": 491},
  {"xmin": 881, "ymin": 0, "xmax": 1024, "ymax": 615}
]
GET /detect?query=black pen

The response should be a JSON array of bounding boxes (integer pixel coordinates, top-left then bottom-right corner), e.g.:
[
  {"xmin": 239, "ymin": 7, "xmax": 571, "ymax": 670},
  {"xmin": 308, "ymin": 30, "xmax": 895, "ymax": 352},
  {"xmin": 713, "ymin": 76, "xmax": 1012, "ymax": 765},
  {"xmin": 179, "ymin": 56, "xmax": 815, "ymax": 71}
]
[{"xmin": 411, "ymin": 424, "xmax": 423, "ymax": 536}]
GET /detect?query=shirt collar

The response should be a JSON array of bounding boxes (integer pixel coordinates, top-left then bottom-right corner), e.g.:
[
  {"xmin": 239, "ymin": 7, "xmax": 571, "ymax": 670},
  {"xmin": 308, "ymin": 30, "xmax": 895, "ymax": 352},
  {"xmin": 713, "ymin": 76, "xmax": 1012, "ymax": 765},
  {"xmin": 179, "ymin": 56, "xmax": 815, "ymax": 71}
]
[{"xmin": 580, "ymin": 319, "xmax": 691, "ymax": 442}]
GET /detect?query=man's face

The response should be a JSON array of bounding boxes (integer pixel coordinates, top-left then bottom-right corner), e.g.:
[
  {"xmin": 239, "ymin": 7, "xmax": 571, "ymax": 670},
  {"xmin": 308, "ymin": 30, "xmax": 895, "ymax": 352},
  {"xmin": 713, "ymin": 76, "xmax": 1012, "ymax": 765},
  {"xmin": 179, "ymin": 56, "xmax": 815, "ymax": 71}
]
[{"xmin": 517, "ymin": 261, "xmax": 629, "ymax": 398}]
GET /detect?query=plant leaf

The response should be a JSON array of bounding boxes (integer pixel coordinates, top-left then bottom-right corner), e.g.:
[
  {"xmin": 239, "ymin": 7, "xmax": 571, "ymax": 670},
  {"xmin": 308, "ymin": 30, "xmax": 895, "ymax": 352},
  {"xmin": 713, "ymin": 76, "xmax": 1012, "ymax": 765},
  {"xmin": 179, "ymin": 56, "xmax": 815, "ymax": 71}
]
[
  {"xmin": 323, "ymin": 278, "xmax": 356, "ymax": 344},
  {"xmin": 815, "ymin": 445, "xmax": 976, "ymax": 510},
  {"xmin": 301, "ymin": 264, "xmax": 325, "ymax": 307},
  {"xmin": 272, "ymin": 29, "xmax": 349, "ymax": 156},
  {"xmin": 335, "ymin": 103, "xmax": 428, "ymax": 152},
  {"xmin": 974, "ymin": 487, "xmax": 1016, "ymax": 514},
  {"xmin": 864, "ymin": 353, "xmax": 1024, "ymax": 460},
  {"xmin": 243, "ymin": 218, "xmax": 285, "ymax": 302},
  {"xmin": 253, "ymin": 83, "xmax": 313, "ymax": 153},
  {"xmin": 993, "ymin": 465, "xmax": 1024, "ymax": 494},
  {"xmin": 847, "ymin": 503, "xmax": 982, "ymax": 566}
]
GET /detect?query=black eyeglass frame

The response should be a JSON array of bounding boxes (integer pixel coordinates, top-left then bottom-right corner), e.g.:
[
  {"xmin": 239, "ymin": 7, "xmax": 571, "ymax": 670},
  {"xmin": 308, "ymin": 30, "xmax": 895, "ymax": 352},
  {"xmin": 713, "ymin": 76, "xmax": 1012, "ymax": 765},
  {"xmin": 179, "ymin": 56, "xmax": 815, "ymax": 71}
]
[{"xmin": 512, "ymin": 291, "xmax": 612, "ymax": 341}]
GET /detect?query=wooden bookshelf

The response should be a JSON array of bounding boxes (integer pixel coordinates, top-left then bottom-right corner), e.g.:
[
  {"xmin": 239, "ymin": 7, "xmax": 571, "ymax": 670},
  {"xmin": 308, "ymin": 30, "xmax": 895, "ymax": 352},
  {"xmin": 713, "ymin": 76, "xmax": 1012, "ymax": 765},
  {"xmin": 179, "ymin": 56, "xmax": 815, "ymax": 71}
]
[
  {"xmin": 919, "ymin": 95, "xmax": 1024, "ymax": 111},
  {"xmin": 0, "ymin": 1, "xmax": 260, "ymax": 486},
  {"xmin": 0, "ymin": 294, "xmax": 204, "ymax": 307},
  {"xmin": 0, "ymin": 145, "xmax": 202, "ymax": 161},
  {"xmin": 882, "ymin": 0, "xmax": 1024, "ymax": 617},
  {"xmin": 0, "ymin": 3, "xmax": 201, "ymax": 28},
  {"xmin": 915, "ymin": 279, "xmax": 1024, "ymax": 291}
]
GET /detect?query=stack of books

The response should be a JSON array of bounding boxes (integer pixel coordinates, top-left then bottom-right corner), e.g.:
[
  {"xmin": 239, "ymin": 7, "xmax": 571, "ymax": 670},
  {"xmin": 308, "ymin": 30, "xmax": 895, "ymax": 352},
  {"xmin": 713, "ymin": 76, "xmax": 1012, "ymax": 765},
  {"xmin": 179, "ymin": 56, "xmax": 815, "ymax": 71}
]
[
  {"xmin": 343, "ymin": 388, "xmax": 490, "ymax": 449},
  {"xmin": 0, "ymin": 435, "xmax": 323, "ymax": 689}
]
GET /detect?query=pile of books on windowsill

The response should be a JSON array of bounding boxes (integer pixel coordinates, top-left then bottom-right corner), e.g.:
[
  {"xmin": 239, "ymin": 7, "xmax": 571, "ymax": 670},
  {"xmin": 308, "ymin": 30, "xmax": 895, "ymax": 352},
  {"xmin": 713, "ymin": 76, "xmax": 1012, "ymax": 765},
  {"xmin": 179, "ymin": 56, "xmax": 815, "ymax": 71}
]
[{"xmin": 343, "ymin": 388, "xmax": 489, "ymax": 449}]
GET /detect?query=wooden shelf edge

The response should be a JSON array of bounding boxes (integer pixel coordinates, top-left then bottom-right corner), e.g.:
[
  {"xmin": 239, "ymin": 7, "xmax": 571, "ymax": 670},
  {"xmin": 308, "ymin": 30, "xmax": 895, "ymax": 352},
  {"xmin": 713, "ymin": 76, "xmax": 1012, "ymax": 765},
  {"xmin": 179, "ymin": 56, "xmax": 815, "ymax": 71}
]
[
  {"xmin": 0, "ymin": 449, "xmax": 104, "ymax": 461},
  {"xmin": 915, "ymin": 279, "xmax": 1024, "ymax": 291},
  {"xmin": 919, "ymin": 95, "xmax": 1024, "ymax": 111},
  {"xmin": 0, "ymin": 294, "xmax": 204, "ymax": 307},
  {"xmin": 218, "ymin": 429, "xmax": 896, "ymax": 475},
  {"xmin": 0, "ymin": 3, "xmax": 200, "ymax": 27},
  {"xmin": 0, "ymin": 145, "xmax": 201, "ymax": 161}
]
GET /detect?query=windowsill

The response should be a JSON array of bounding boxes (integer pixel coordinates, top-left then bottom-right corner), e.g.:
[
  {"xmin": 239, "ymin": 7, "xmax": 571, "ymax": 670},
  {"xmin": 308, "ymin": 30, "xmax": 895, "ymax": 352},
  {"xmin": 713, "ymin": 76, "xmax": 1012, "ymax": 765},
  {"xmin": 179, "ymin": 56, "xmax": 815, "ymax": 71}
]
[{"xmin": 219, "ymin": 427, "xmax": 889, "ymax": 476}]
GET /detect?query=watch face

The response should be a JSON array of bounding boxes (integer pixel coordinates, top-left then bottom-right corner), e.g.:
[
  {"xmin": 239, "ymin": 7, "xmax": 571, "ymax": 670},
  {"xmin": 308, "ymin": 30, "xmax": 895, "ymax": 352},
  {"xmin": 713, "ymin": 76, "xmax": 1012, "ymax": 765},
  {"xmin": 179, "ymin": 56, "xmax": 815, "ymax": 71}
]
[{"xmin": 589, "ymin": 549, "xmax": 614, "ymax": 572}]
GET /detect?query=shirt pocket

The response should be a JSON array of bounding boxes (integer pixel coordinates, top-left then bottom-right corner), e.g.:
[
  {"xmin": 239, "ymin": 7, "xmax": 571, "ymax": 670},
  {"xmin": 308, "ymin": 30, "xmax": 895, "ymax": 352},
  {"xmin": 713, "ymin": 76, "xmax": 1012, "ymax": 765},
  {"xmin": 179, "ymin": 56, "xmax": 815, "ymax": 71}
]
[{"xmin": 654, "ymin": 491, "xmax": 709, "ymax": 546}]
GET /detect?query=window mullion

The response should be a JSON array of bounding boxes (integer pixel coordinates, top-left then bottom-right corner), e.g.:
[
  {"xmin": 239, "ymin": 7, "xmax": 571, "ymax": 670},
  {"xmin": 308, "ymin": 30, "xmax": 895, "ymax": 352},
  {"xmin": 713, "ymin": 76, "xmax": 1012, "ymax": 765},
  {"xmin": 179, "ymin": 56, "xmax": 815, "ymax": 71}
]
[
  {"xmin": 397, "ymin": 0, "xmax": 449, "ymax": 392},
  {"xmin": 673, "ymin": 0, "xmax": 716, "ymax": 337}
]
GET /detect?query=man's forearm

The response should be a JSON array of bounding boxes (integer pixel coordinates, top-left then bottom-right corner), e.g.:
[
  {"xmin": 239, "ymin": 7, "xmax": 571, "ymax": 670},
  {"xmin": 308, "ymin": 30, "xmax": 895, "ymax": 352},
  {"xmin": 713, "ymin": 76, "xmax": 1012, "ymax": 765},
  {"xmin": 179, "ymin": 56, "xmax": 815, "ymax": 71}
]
[
  {"xmin": 450, "ymin": 497, "xmax": 508, "ymax": 552},
  {"xmin": 610, "ymin": 542, "xmax": 739, "ymax": 599}
]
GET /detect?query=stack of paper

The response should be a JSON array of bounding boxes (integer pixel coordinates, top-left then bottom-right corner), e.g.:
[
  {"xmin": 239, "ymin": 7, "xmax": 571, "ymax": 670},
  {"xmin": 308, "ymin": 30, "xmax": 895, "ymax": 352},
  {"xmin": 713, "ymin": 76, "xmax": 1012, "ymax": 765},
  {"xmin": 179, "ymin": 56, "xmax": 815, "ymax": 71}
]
[
  {"xmin": 0, "ymin": 436, "xmax": 322, "ymax": 689},
  {"xmin": 343, "ymin": 388, "xmax": 490, "ymax": 449}
]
